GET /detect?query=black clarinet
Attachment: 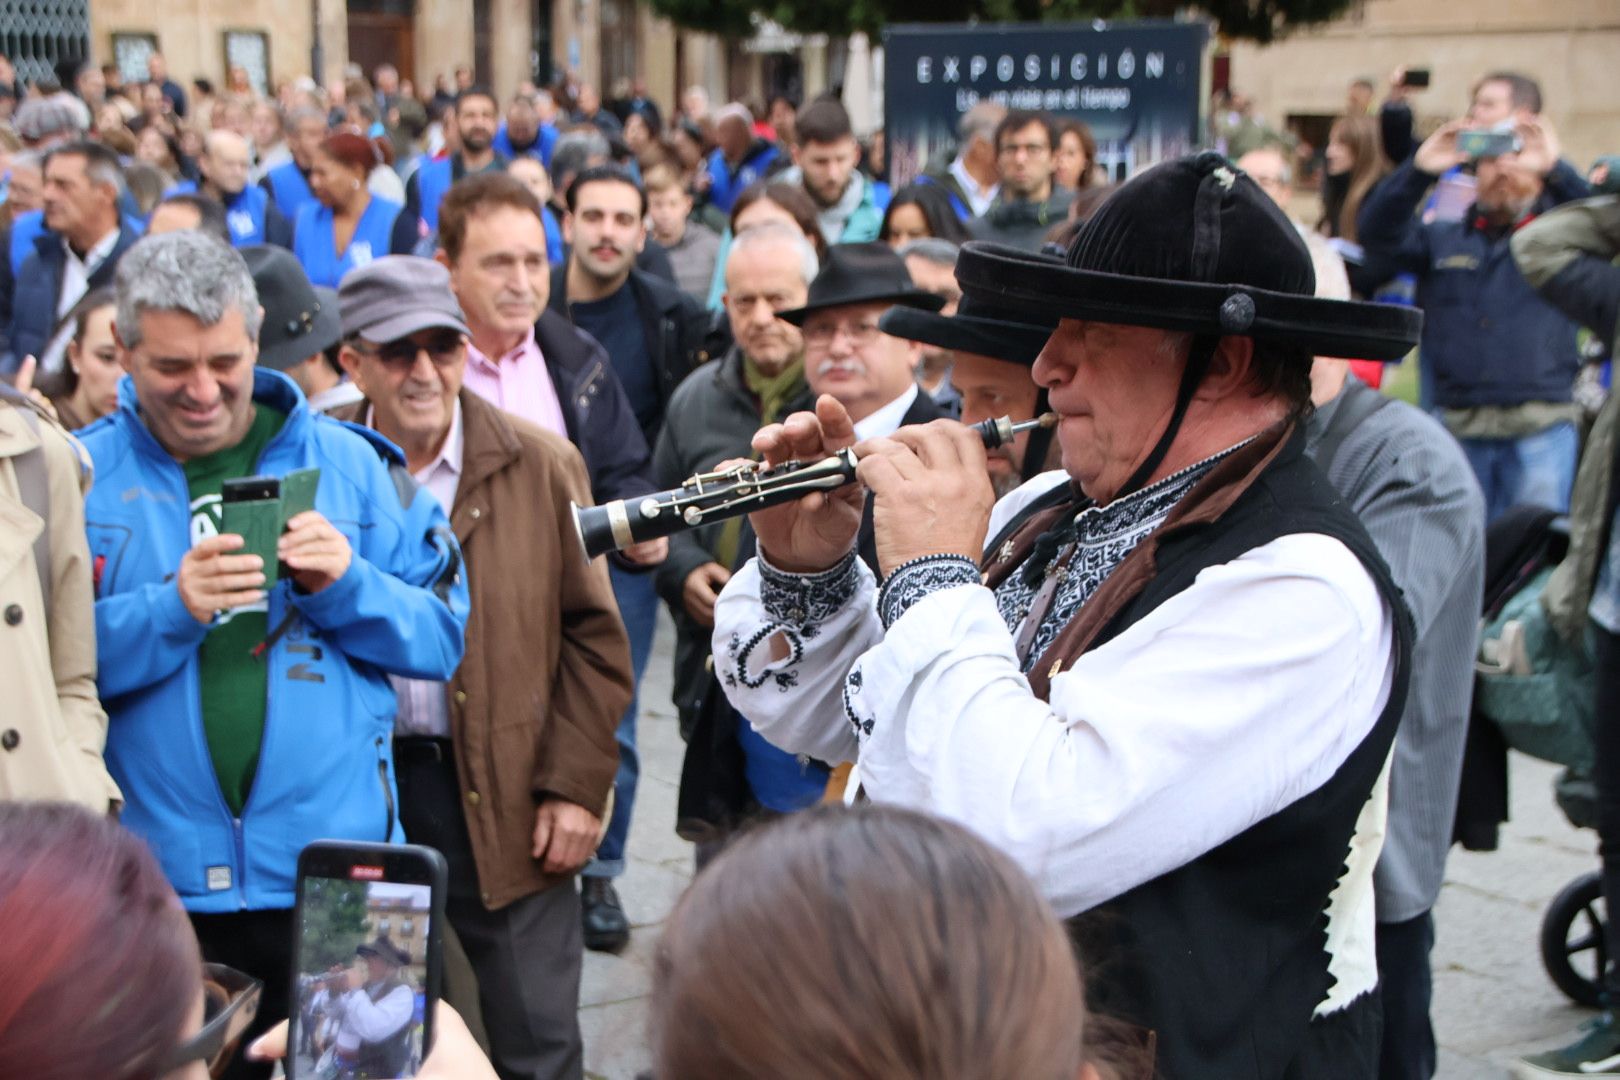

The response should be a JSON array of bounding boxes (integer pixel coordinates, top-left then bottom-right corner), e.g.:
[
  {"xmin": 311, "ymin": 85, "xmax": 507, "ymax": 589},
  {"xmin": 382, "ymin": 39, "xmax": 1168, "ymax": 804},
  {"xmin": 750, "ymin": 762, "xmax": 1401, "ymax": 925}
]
[{"xmin": 571, "ymin": 414, "xmax": 1057, "ymax": 560}]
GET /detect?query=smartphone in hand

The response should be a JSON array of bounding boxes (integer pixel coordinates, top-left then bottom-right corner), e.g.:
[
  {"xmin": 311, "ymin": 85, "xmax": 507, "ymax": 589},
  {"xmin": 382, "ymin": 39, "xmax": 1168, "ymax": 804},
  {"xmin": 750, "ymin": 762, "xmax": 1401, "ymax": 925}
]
[{"xmin": 288, "ymin": 841, "xmax": 447, "ymax": 1080}]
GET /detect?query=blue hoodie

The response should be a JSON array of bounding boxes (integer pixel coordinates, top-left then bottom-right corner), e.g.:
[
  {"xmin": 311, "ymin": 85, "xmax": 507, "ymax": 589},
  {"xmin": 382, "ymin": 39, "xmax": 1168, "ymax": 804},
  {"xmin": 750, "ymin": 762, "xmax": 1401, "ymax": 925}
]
[{"xmin": 80, "ymin": 368, "xmax": 470, "ymax": 913}]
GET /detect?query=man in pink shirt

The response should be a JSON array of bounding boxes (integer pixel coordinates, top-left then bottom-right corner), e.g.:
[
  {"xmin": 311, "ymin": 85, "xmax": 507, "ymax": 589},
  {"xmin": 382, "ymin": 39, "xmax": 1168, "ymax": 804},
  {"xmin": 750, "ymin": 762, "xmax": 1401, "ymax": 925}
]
[{"xmin": 436, "ymin": 172, "xmax": 664, "ymax": 953}]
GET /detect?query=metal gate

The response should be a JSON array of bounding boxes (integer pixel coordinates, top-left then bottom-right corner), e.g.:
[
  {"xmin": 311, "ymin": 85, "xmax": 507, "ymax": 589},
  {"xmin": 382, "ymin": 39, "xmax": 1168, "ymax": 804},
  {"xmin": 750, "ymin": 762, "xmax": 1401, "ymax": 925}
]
[{"xmin": 0, "ymin": 0, "xmax": 91, "ymax": 87}]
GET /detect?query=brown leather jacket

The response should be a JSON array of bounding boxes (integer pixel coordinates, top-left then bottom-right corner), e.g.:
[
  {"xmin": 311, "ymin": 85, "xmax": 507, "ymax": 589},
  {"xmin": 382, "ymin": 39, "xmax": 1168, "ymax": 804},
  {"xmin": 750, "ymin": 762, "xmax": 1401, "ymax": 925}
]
[{"xmin": 338, "ymin": 390, "xmax": 631, "ymax": 908}]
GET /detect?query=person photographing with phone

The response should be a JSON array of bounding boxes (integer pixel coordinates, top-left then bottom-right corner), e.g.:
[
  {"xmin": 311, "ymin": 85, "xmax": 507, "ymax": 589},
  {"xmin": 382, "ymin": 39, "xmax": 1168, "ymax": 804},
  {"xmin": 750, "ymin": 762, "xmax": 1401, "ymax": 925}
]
[
  {"xmin": 1358, "ymin": 84, "xmax": 1592, "ymax": 523},
  {"xmin": 79, "ymin": 230, "xmax": 470, "ymax": 1079}
]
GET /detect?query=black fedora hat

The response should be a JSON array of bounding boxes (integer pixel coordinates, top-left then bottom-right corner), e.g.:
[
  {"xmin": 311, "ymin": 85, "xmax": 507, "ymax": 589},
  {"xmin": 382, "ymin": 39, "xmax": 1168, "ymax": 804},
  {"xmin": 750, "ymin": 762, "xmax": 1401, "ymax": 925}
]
[
  {"xmin": 356, "ymin": 937, "xmax": 411, "ymax": 967},
  {"xmin": 242, "ymin": 246, "xmax": 342, "ymax": 371},
  {"xmin": 778, "ymin": 242, "xmax": 945, "ymax": 326},
  {"xmin": 954, "ymin": 152, "xmax": 1421, "ymax": 362},
  {"xmin": 878, "ymin": 286, "xmax": 1059, "ymax": 368}
]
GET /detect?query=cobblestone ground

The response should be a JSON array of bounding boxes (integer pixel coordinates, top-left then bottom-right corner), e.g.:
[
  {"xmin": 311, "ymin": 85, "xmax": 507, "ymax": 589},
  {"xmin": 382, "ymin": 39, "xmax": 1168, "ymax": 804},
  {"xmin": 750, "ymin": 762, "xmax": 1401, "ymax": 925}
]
[{"xmin": 581, "ymin": 609, "xmax": 1606, "ymax": 1079}]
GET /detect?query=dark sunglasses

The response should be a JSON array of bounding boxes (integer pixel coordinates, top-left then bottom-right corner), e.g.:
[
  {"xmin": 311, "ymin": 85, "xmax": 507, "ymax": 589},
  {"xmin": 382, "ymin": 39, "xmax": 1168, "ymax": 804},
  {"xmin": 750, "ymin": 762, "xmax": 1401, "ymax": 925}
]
[
  {"xmin": 352, "ymin": 332, "xmax": 465, "ymax": 369},
  {"xmin": 163, "ymin": 963, "xmax": 263, "ymax": 1077}
]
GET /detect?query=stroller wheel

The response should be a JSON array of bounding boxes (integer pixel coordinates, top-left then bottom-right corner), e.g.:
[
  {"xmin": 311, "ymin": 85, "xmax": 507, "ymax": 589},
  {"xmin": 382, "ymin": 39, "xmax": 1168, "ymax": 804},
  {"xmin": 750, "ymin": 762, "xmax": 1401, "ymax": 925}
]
[{"xmin": 1540, "ymin": 869, "xmax": 1608, "ymax": 1008}]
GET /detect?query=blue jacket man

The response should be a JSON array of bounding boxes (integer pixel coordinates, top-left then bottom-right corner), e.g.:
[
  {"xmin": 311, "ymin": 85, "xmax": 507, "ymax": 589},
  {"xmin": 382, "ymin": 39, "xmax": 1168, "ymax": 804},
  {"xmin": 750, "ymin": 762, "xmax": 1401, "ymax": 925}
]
[
  {"xmin": 166, "ymin": 178, "xmax": 292, "ymax": 248},
  {"xmin": 704, "ymin": 139, "xmax": 781, "ymax": 216},
  {"xmin": 81, "ymin": 232, "xmax": 468, "ymax": 1049},
  {"xmin": 261, "ymin": 159, "xmax": 319, "ymax": 222},
  {"xmin": 1358, "ymin": 122, "xmax": 1591, "ymax": 520}
]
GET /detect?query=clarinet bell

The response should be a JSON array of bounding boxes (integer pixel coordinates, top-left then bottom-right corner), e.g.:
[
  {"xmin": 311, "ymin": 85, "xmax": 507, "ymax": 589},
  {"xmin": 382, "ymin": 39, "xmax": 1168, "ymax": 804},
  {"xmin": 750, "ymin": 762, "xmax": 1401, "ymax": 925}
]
[{"xmin": 571, "ymin": 500, "xmax": 623, "ymax": 561}]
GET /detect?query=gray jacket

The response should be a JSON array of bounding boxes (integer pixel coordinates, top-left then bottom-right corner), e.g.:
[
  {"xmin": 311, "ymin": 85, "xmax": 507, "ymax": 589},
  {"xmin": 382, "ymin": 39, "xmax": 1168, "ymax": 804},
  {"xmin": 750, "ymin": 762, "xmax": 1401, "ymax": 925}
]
[
  {"xmin": 652, "ymin": 348, "xmax": 807, "ymax": 718},
  {"xmin": 1306, "ymin": 377, "xmax": 1486, "ymax": 921},
  {"xmin": 969, "ymin": 187, "xmax": 1075, "ymax": 252}
]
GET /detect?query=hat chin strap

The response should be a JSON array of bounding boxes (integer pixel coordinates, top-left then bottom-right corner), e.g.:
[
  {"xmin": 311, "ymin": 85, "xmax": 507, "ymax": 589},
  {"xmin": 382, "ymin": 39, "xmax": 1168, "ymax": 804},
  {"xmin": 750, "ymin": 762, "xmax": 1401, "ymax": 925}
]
[{"xmin": 1113, "ymin": 334, "xmax": 1218, "ymax": 500}]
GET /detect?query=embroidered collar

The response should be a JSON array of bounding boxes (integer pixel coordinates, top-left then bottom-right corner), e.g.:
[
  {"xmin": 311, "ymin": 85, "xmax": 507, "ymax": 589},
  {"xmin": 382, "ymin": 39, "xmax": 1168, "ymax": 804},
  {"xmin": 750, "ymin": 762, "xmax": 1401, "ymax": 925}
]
[{"xmin": 1071, "ymin": 437, "xmax": 1256, "ymax": 544}]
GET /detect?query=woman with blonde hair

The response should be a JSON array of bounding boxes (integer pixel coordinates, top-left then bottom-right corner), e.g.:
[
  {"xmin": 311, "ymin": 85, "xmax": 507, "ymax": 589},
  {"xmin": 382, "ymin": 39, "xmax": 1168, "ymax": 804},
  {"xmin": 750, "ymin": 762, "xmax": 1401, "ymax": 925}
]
[{"xmin": 652, "ymin": 805, "xmax": 1146, "ymax": 1080}]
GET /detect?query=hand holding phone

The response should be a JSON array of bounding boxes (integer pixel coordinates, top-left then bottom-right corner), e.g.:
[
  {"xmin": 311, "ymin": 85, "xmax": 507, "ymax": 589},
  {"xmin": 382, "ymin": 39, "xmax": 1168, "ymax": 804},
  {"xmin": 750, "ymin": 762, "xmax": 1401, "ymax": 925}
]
[
  {"xmin": 288, "ymin": 841, "xmax": 447, "ymax": 1080},
  {"xmin": 178, "ymin": 534, "xmax": 267, "ymax": 625}
]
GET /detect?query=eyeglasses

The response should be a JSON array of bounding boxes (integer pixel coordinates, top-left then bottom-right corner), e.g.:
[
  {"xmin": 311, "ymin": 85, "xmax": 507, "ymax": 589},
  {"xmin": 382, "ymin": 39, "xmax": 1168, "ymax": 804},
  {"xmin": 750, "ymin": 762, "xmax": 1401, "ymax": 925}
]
[
  {"xmin": 998, "ymin": 142, "xmax": 1051, "ymax": 158},
  {"xmin": 352, "ymin": 332, "xmax": 465, "ymax": 370},
  {"xmin": 803, "ymin": 320, "xmax": 883, "ymax": 349},
  {"xmin": 163, "ymin": 963, "xmax": 263, "ymax": 1078}
]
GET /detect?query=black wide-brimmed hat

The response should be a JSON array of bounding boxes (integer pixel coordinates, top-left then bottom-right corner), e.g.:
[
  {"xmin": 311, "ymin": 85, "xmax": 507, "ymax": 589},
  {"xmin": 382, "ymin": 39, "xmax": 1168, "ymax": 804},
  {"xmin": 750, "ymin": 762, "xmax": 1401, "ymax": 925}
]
[
  {"xmin": 954, "ymin": 151, "xmax": 1421, "ymax": 362},
  {"xmin": 242, "ymin": 246, "xmax": 343, "ymax": 371},
  {"xmin": 778, "ymin": 242, "xmax": 945, "ymax": 326},
  {"xmin": 356, "ymin": 938, "xmax": 411, "ymax": 967},
  {"xmin": 878, "ymin": 286, "xmax": 1060, "ymax": 368}
]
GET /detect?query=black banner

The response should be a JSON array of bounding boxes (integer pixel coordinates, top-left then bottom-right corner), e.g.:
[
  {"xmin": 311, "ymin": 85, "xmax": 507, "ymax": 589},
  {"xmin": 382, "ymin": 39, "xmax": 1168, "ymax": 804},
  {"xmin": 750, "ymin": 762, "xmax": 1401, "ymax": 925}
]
[{"xmin": 882, "ymin": 20, "xmax": 1208, "ymax": 188}]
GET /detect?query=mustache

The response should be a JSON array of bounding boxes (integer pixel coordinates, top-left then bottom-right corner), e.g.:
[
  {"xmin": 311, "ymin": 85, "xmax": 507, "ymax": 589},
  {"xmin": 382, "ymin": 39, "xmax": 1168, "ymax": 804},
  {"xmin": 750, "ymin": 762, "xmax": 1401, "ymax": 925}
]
[{"xmin": 815, "ymin": 358, "xmax": 868, "ymax": 378}]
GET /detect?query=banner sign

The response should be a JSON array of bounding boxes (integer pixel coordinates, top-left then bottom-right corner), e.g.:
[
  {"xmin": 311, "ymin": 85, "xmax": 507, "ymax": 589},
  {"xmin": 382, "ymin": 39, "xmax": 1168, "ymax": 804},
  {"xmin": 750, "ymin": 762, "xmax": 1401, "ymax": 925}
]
[{"xmin": 882, "ymin": 20, "xmax": 1208, "ymax": 188}]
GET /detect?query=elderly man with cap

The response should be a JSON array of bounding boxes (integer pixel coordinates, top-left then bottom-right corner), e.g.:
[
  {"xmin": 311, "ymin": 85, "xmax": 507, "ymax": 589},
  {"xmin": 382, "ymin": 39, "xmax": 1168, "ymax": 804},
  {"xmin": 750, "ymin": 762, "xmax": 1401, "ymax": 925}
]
[
  {"xmin": 241, "ymin": 245, "xmax": 358, "ymax": 413},
  {"xmin": 324, "ymin": 938, "xmax": 417, "ymax": 1078},
  {"xmin": 332, "ymin": 255, "xmax": 631, "ymax": 1080},
  {"xmin": 710, "ymin": 152, "xmax": 1423, "ymax": 1078}
]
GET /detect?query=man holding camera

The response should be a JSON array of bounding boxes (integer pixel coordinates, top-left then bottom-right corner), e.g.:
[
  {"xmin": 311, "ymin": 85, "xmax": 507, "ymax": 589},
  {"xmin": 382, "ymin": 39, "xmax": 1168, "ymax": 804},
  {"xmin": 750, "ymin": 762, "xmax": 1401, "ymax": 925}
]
[
  {"xmin": 82, "ymin": 232, "xmax": 470, "ymax": 1079},
  {"xmin": 1359, "ymin": 100, "xmax": 1590, "ymax": 522}
]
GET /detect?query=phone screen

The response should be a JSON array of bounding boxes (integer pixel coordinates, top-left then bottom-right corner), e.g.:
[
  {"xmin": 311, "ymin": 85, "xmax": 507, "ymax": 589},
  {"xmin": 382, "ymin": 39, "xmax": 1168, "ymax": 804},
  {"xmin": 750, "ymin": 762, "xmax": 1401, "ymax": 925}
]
[{"xmin": 290, "ymin": 843, "xmax": 445, "ymax": 1079}]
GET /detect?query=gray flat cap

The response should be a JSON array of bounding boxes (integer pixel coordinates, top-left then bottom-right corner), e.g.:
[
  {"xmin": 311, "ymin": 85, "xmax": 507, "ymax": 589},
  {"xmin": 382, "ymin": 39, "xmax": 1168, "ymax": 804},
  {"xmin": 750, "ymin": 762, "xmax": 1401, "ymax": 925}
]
[{"xmin": 338, "ymin": 255, "xmax": 470, "ymax": 343}]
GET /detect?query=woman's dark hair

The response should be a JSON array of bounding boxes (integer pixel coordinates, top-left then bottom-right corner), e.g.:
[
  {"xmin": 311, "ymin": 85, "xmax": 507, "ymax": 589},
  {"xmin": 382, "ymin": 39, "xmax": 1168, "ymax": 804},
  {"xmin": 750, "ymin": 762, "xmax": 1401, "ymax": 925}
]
[
  {"xmin": 879, "ymin": 182, "xmax": 970, "ymax": 245},
  {"xmin": 1055, "ymin": 118, "xmax": 1100, "ymax": 190},
  {"xmin": 0, "ymin": 802, "xmax": 202, "ymax": 1080},
  {"xmin": 650, "ymin": 805, "xmax": 1087, "ymax": 1080},
  {"xmin": 730, "ymin": 181, "xmax": 828, "ymax": 261}
]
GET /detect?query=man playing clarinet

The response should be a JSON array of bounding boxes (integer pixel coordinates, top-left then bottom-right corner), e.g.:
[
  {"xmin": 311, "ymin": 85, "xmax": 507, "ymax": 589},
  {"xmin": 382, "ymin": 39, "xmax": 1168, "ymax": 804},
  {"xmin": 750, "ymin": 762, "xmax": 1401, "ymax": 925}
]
[{"xmin": 710, "ymin": 153, "xmax": 1423, "ymax": 1080}]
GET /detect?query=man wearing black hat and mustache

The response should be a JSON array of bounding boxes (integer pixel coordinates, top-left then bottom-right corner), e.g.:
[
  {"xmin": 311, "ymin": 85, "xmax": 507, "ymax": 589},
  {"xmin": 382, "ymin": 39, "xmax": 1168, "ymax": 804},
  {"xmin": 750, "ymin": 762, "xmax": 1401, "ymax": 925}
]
[
  {"xmin": 325, "ymin": 938, "xmax": 415, "ymax": 1078},
  {"xmin": 710, "ymin": 152, "xmax": 1423, "ymax": 1079}
]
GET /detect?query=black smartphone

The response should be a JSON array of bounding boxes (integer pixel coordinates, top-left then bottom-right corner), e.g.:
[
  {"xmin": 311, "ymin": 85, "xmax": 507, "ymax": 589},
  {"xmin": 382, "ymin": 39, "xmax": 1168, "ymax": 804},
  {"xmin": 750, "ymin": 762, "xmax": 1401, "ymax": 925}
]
[
  {"xmin": 288, "ymin": 841, "xmax": 447, "ymax": 1079},
  {"xmin": 1401, "ymin": 68, "xmax": 1431, "ymax": 89}
]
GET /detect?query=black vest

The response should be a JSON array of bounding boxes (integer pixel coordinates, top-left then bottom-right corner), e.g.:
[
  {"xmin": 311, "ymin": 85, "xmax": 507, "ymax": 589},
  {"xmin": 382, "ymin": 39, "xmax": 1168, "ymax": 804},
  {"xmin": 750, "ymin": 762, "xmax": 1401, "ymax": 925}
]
[{"xmin": 988, "ymin": 426, "xmax": 1413, "ymax": 1080}]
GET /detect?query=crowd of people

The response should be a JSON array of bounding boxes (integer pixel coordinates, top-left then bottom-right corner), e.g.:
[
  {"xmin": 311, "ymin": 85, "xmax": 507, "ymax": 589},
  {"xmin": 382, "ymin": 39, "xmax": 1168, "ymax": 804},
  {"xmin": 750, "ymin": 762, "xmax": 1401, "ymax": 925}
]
[{"xmin": 0, "ymin": 39, "xmax": 1618, "ymax": 1080}]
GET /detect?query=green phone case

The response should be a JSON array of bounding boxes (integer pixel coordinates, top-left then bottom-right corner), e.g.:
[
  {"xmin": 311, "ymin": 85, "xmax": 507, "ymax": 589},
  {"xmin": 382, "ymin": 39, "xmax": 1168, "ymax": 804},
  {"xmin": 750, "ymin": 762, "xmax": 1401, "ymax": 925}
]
[{"xmin": 221, "ymin": 497, "xmax": 283, "ymax": 585}]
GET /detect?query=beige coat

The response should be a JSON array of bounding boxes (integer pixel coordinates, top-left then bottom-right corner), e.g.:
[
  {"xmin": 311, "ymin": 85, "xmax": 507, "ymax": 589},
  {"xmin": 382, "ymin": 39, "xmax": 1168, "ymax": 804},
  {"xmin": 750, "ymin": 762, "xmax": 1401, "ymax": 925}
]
[{"xmin": 0, "ymin": 400, "xmax": 120, "ymax": 811}]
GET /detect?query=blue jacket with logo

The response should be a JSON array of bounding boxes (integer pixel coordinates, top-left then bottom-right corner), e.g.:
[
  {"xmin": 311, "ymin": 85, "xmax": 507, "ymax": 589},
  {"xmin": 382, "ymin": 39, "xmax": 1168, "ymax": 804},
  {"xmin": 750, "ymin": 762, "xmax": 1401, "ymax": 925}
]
[
  {"xmin": 80, "ymin": 368, "xmax": 470, "ymax": 913},
  {"xmin": 704, "ymin": 140, "xmax": 781, "ymax": 215},
  {"xmin": 1358, "ymin": 157, "xmax": 1591, "ymax": 410},
  {"xmin": 166, "ymin": 180, "xmax": 293, "ymax": 248}
]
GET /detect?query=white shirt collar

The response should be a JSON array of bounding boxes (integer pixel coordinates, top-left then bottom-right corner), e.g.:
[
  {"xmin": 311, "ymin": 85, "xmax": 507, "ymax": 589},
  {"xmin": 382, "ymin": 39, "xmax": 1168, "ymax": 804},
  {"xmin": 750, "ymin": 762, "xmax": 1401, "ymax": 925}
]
[
  {"xmin": 64, "ymin": 226, "xmax": 120, "ymax": 271},
  {"xmin": 853, "ymin": 383, "xmax": 919, "ymax": 441},
  {"xmin": 307, "ymin": 380, "xmax": 365, "ymax": 413},
  {"xmin": 948, "ymin": 157, "xmax": 999, "ymax": 216}
]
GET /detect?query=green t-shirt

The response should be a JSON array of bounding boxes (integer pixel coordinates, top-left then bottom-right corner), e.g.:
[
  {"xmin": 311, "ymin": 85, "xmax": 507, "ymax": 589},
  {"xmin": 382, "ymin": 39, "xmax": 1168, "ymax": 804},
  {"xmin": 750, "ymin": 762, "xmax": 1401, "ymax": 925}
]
[{"xmin": 184, "ymin": 405, "xmax": 286, "ymax": 816}]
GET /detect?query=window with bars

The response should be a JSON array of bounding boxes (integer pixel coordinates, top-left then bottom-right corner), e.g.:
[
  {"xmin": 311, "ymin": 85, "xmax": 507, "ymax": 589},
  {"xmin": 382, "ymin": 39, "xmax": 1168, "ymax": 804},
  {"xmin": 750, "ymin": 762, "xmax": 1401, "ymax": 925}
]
[{"xmin": 1, "ymin": 0, "xmax": 90, "ymax": 87}]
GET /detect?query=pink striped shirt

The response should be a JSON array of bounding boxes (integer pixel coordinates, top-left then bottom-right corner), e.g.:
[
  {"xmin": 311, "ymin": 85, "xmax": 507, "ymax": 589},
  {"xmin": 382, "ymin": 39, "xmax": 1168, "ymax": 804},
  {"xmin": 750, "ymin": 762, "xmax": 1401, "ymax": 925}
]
[{"xmin": 461, "ymin": 328, "xmax": 569, "ymax": 437}]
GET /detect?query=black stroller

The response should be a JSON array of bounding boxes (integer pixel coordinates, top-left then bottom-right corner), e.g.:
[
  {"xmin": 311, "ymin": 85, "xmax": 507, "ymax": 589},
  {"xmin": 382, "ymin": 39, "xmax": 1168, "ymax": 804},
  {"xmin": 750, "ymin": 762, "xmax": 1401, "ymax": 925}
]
[{"xmin": 1465, "ymin": 506, "xmax": 1606, "ymax": 1006}]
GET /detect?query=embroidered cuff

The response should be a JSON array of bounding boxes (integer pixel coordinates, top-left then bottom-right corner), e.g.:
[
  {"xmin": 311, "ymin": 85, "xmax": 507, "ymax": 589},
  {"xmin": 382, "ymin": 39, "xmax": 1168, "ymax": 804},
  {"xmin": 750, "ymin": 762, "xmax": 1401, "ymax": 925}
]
[
  {"xmin": 758, "ymin": 548, "xmax": 860, "ymax": 637},
  {"xmin": 877, "ymin": 554, "xmax": 981, "ymax": 630}
]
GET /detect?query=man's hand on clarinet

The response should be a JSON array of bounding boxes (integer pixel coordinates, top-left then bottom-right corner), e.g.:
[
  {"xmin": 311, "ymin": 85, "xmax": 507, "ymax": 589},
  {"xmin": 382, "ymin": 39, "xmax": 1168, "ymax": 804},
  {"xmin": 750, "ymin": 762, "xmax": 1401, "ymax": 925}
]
[
  {"xmin": 746, "ymin": 394, "xmax": 864, "ymax": 573},
  {"xmin": 856, "ymin": 420, "xmax": 997, "ymax": 578}
]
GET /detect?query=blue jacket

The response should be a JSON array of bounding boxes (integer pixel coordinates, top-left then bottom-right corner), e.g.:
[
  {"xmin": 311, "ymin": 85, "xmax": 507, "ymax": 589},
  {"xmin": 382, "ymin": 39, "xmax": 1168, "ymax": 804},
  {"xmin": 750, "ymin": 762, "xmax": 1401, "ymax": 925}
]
[
  {"xmin": 494, "ymin": 122, "xmax": 558, "ymax": 168},
  {"xmin": 704, "ymin": 140, "xmax": 781, "ymax": 215},
  {"xmin": 7, "ymin": 208, "xmax": 45, "ymax": 277},
  {"xmin": 81, "ymin": 368, "xmax": 470, "ymax": 913},
  {"xmin": 262, "ymin": 161, "xmax": 318, "ymax": 222},
  {"xmin": 407, "ymin": 153, "xmax": 508, "ymax": 235},
  {"xmin": 1358, "ymin": 158, "xmax": 1591, "ymax": 410},
  {"xmin": 167, "ymin": 180, "xmax": 291, "ymax": 248},
  {"xmin": 1, "ymin": 222, "xmax": 141, "ymax": 374}
]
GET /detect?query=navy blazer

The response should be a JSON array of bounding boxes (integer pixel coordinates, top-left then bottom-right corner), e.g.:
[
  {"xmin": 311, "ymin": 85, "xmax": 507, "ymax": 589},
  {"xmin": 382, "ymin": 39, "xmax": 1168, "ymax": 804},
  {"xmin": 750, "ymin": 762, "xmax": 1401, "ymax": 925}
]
[{"xmin": 1, "ymin": 224, "xmax": 140, "ymax": 374}]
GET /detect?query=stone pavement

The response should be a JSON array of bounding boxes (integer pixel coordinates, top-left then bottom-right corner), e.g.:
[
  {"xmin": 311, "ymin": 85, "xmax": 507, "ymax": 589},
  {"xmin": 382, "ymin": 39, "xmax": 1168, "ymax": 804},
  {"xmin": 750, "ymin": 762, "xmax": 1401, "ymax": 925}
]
[{"xmin": 579, "ymin": 608, "xmax": 1609, "ymax": 1078}]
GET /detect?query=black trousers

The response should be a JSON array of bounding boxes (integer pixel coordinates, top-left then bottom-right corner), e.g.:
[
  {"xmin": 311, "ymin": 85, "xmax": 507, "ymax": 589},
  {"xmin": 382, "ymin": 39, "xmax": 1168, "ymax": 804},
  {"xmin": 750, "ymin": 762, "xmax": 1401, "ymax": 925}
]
[
  {"xmin": 1375, "ymin": 912, "xmax": 1436, "ymax": 1080},
  {"xmin": 1593, "ymin": 625, "xmax": 1620, "ymax": 999},
  {"xmin": 395, "ymin": 739, "xmax": 585, "ymax": 1080},
  {"xmin": 190, "ymin": 907, "xmax": 296, "ymax": 1080}
]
